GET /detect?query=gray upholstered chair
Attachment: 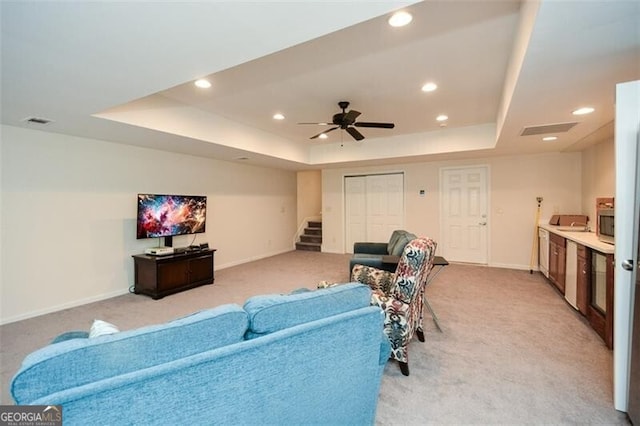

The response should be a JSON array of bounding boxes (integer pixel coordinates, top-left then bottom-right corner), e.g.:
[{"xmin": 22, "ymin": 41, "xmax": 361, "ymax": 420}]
[{"xmin": 348, "ymin": 230, "xmax": 417, "ymax": 275}]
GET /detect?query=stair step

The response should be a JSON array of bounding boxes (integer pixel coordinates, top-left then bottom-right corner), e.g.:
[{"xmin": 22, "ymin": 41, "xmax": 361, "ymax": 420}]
[
  {"xmin": 300, "ymin": 234, "xmax": 322, "ymax": 244},
  {"xmin": 296, "ymin": 242, "xmax": 321, "ymax": 252},
  {"xmin": 305, "ymin": 227, "xmax": 322, "ymax": 236},
  {"xmin": 308, "ymin": 221, "xmax": 322, "ymax": 229}
]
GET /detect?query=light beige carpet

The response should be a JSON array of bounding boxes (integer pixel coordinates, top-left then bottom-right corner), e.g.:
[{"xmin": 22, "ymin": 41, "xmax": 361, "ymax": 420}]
[{"xmin": 0, "ymin": 251, "xmax": 630, "ymax": 424}]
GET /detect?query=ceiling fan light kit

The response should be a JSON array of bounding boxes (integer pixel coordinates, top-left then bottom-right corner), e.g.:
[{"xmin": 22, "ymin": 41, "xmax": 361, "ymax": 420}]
[{"xmin": 301, "ymin": 101, "xmax": 395, "ymax": 141}]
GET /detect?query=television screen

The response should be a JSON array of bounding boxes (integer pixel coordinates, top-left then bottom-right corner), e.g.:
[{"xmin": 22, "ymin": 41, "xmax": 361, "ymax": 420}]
[{"xmin": 137, "ymin": 194, "xmax": 207, "ymax": 239}]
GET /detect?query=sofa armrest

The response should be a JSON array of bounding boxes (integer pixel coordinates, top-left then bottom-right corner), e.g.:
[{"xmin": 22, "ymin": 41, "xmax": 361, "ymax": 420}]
[
  {"xmin": 371, "ymin": 291, "xmax": 413, "ymax": 351},
  {"xmin": 353, "ymin": 242, "xmax": 388, "ymax": 255},
  {"xmin": 379, "ymin": 331, "xmax": 392, "ymax": 365}
]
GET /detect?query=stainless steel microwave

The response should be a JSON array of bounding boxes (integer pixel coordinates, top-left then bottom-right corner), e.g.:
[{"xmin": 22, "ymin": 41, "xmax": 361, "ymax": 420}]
[{"xmin": 597, "ymin": 208, "xmax": 614, "ymax": 244}]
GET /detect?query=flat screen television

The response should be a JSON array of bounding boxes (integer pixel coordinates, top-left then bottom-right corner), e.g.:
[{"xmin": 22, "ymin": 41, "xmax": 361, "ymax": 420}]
[{"xmin": 136, "ymin": 194, "xmax": 207, "ymax": 246}]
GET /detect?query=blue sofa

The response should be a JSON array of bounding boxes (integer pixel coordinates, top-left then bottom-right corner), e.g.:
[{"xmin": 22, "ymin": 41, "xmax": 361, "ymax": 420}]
[
  {"xmin": 10, "ymin": 283, "xmax": 390, "ymax": 425},
  {"xmin": 349, "ymin": 230, "xmax": 417, "ymax": 275}
]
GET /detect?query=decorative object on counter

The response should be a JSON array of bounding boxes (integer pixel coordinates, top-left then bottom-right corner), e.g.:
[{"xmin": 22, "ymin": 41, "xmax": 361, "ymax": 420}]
[
  {"xmin": 596, "ymin": 197, "xmax": 614, "ymax": 209},
  {"xmin": 548, "ymin": 214, "xmax": 589, "ymax": 230}
]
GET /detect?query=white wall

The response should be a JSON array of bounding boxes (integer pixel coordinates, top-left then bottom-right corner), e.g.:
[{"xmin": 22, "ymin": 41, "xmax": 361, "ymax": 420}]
[
  {"xmin": 582, "ymin": 138, "xmax": 615, "ymax": 223},
  {"xmin": 296, "ymin": 170, "xmax": 322, "ymax": 226},
  {"xmin": 0, "ymin": 125, "xmax": 297, "ymax": 324},
  {"xmin": 322, "ymin": 152, "xmax": 582, "ymax": 269},
  {"xmin": 0, "ymin": 126, "xmax": 3, "ymax": 323}
]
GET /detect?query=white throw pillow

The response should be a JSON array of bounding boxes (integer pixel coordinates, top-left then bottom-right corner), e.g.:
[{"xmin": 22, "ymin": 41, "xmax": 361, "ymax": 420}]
[{"xmin": 88, "ymin": 319, "xmax": 120, "ymax": 338}]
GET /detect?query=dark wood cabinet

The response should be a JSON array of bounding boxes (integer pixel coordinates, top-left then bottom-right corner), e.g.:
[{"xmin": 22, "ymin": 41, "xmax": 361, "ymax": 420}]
[
  {"xmin": 548, "ymin": 233, "xmax": 566, "ymax": 294},
  {"xmin": 576, "ymin": 244, "xmax": 590, "ymax": 315},
  {"xmin": 133, "ymin": 249, "xmax": 216, "ymax": 299},
  {"xmin": 542, "ymin": 227, "xmax": 615, "ymax": 349},
  {"xmin": 587, "ymin": 251, "xmax": 614, "ymax": 349}
]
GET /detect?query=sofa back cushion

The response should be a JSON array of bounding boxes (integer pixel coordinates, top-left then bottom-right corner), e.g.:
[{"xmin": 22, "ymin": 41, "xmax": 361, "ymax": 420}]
[
  {"xmin": 392, "ymin": 237, "xmax": 437, "ymax": 304},
  {"xmin": 389, "ymin": 231, "xmax": 417, "ymax": 256},
  {"xmin": 386, "ymin": 230, "xmax": 404, "ymax": 254},
  {"xmin": 243, "ymin": 282, "xmax": 371, "ymax": 338},
  {"xmin": 11, "ymin": 304, "xmax": 248, "ymax": 404}
]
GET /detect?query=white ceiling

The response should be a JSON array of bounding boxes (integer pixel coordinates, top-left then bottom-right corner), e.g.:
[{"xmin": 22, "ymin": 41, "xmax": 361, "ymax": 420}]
[{"xmin": 2, "ymin": 1, "xmax": 639, "ymax": 170}]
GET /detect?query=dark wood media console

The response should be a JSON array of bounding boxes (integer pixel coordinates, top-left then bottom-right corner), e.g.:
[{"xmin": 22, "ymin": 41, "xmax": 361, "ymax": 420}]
[{"xmin": 132, "ymin": 249, "xmax": 216, "ymax": 299}]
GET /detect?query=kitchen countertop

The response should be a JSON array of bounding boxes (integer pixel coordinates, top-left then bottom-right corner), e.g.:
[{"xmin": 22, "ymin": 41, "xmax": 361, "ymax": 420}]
[{"xmin": 539, "ymin": 223, "xmax": 615, "ymax": 254}]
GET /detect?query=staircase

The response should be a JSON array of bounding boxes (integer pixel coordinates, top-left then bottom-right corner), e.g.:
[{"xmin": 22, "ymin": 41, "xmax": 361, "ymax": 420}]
[{"xmin": 295, "ymin": 221, "xmax": 322, "ymax": 252}]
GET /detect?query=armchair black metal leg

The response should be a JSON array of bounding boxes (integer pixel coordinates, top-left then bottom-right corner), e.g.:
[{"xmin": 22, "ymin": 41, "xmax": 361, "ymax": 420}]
[
  {"xmin": 399, "ymin": 361, "xmax": 410, "ymax": 376},
  {"xmin": 416, "ymin": 328, "xmax": 425, "ymax": 342}
]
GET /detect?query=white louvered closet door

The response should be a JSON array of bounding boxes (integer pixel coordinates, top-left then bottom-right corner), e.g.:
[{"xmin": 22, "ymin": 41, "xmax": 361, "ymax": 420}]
[{"xmin": 345, "ymin": 173, "xmax": 404, "ymax": 253}]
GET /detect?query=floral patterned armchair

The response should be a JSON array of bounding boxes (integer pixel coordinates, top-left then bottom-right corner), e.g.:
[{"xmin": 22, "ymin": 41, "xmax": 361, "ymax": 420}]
[{"xmin": 351, "ymin": 237, "xmax": 437, "ymax": 376}]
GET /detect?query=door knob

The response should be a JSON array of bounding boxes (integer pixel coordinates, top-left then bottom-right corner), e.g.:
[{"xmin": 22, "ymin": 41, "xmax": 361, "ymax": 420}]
[
  {"xmin": 621, "ymin": 259, "xmax": 635, "ymax": 271},
  {"xmin": 478, "ymin": 222, "xmax": 487, "ymax": 226}
]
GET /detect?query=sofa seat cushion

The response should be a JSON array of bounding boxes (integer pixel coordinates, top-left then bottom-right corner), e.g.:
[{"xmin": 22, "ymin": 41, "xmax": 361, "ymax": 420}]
[
  {"xmin": 351, "ymin": 253, "xmax": 385, "ymax": 265},
  {"xmin": 11, "ymin": 304, "xmax": 248, "ymax": 404},
  {"xmin": 243, "ymin": 282, "xmax": 372, "ymax": 338}
]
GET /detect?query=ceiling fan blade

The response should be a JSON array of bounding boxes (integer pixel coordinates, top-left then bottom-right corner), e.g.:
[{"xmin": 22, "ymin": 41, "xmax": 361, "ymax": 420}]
[
  {"xmin": 298, "ymin": 122, "xmax": 330, "ymax": 125},
  {"xmin": 354, "ymin": 122, "xmax": 395, "ymax": 129},
  {"xmin": 346, "ymin": 126, "xmax": 365, "ymax": 141},
  {"xmin": 310, "ymin": 126, "xmax": 338, "ymax": 139},
  {"xmin": 342, "ymin": 110, "xmax": 361, "ymax": 125}
]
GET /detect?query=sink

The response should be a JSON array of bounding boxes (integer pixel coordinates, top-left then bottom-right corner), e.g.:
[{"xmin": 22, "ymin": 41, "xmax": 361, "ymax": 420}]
[{"xmin": 556, "ymin": 225, "xmax": 589, "ymax": 232}]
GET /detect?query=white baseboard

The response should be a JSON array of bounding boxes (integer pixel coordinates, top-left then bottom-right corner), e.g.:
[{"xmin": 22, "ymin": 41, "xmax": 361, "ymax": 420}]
[
  {"xmin": 488, "ymin": 262, "xmax": 540, "ymax": 272},
  {"xmin": 320, "ymin": 247, "xmax": 344, "ymax": 254},
  {"xmin": 215, "ymin": 248, "xmax": 292, "ymax": 271},
  {"xmin": 1, "ymin": 288, "xmax": 130, "ymax": 326},
  {"xmin": 1, "ymin": 249, "xmax": 295, "ymax": 325}
]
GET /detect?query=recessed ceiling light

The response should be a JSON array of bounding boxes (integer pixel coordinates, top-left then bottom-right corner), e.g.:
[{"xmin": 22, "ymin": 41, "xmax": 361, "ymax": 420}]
[
  {"xmin": 436, "ymin": 114, "xmax": 448, "ymax": 122},
  {"xmin": 542, "ymin": 136, "xmax": 558, "ymax": 141},
  {"xmin": 273, "ymin": 113, "xmax": 285, "ymax": 120},
  {"xmin": 422, "ymin": 82, "xmax": 438, "ymax": 92},
  {"xmin": 388, "ymin": 11, "xmax": 412, "ymax": 27},
  {"xmin": 572, "ymin": 107, "xmax": 594, "ymax": 115},
  {"xmin": 194, "ymin": 79, "xmax": 211, "ymax": 89},
  {"xmin": 319, "ymin": 133, "xmax": 328, "ymax": 139}
]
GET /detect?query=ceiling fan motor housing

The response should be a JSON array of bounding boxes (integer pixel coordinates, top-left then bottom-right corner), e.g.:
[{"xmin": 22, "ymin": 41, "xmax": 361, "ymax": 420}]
[{"xmin": 333, "ymin": 113, "xmax": 347, "ymax": 126}]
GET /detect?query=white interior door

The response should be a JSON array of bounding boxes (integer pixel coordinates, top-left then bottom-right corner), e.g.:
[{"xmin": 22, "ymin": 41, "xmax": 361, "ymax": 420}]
[
  {"xmin": 440, "ymin": 166, "xmax": 489, "ymax": 264},
  {"xmin": 345, "ymin": 173, "xmax": 404, "ymax": 252},
  {"xmin": 345, "ymin": 176, "xmax": 366, "ymax": 251},
  {"xmin": 366, "ymin": 174, "xmax": 404, "ymax": 242},
  {"xmin": 613, "ymin": 79, "xmax": 640, "ymax": 413}
]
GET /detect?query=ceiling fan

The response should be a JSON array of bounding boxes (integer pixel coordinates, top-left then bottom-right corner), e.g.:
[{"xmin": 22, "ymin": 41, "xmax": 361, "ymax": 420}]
[{"xmin": 299, "ymin": 101, "xmax": 395, "ymax": 141}]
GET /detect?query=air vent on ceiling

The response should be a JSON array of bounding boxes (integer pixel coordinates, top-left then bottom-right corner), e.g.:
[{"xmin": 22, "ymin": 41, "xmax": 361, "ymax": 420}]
[
  {"xmin": 22, "ymin": 116, "xmax": 54, "ymax": 125},
  {"xmin": 520, "ymin": 122, "xmax": 578, "ymax": 136}
]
